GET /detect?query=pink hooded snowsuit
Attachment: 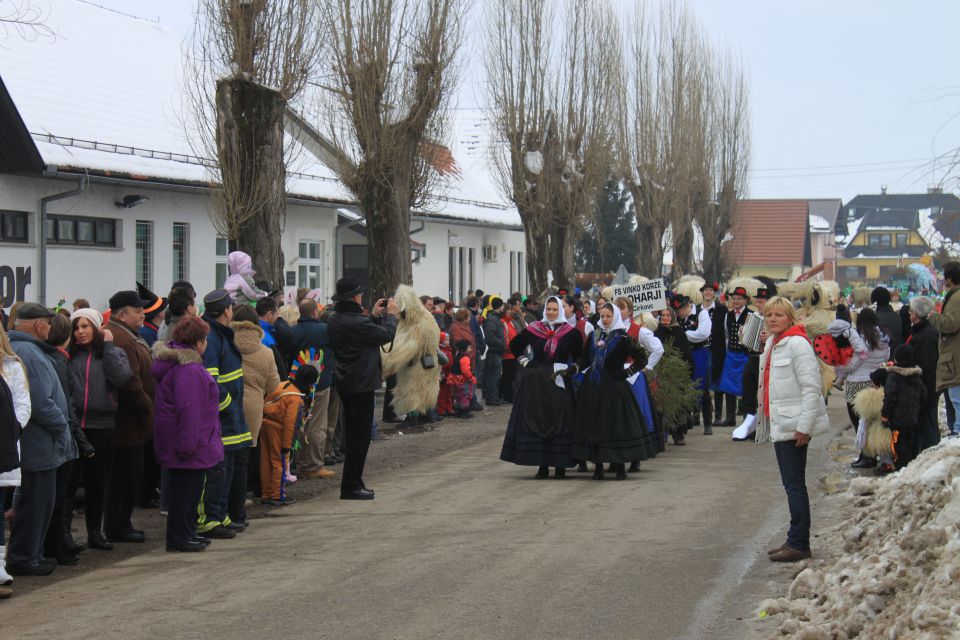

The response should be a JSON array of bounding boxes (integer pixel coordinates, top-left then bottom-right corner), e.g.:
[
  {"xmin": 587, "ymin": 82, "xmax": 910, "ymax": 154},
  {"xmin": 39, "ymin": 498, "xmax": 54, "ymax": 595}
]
[{"xmin": 224, "ymin": 251, "xmax": 268, "ymax": 304}]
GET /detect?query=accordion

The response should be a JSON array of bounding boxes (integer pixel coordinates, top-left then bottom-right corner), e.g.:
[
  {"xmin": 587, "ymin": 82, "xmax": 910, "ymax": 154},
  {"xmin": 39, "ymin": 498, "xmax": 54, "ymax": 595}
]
[{"xmin": 740, "ymin": 311, "xmax": 765, "ymax": 353}]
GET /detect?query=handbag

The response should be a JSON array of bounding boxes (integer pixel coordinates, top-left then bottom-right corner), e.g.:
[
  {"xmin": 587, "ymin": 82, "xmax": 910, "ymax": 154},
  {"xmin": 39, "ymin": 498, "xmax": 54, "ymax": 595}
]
[{"xmin": 421, "ymin": 353, "xmax": 436, "ymax": 369}]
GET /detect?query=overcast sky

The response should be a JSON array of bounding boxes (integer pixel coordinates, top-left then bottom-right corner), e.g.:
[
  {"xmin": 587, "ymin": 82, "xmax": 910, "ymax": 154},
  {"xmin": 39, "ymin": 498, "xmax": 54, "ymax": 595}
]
[{"xmin": 83, "ymin": 0, "xmax": 960, "ymax": 203}]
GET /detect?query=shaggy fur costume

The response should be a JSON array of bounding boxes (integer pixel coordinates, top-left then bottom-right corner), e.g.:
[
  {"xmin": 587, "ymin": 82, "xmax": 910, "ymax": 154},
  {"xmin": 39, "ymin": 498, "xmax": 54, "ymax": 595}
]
[
  {"xmin": 853, "ymin": 385, "xmax": 892, "ymax": 458},
  {"xmin": 674, "ymin": 275, "xmax": 705, "ymax": 306},
  {"xmin": 381, "ymin": 285, "xmax": 441, "ymax": 416}
]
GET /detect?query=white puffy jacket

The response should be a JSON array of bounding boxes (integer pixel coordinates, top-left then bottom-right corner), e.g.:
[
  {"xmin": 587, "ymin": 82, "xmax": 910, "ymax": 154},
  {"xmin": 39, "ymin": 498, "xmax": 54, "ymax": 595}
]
[
  {"xmin": 756, "ymin": 332, "xmax": 830, "ymax": 444},
  {"xmin": 0, "ymin": 356, "xmax": 31, "ymax": 487}
]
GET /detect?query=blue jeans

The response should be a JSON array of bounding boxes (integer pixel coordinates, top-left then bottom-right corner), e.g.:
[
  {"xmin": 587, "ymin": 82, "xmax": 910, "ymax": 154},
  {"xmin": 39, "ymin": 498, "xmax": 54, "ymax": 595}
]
[
  {"xmin": 947, "ymin": 386, "xmax": 960, "ymax": 434},
  {"xmin": 774, "ymin": 440, "xmax": 810, "ymax": 551}
]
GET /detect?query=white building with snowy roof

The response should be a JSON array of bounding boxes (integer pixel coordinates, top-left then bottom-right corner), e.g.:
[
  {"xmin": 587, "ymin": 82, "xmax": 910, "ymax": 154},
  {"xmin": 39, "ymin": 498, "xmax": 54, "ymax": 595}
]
[{"xmin": 0, "ymin": 2, "xmax": 526, "ymax": 311}]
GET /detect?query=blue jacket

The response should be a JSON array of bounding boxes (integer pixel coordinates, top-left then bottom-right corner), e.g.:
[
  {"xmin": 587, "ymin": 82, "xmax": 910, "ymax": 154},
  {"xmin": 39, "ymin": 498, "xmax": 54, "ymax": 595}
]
[
  {"xmin": 259, "ymin": 320, "xmax": 278, "ymax": 349},
  {"xmin": 289, "ymin": 317, "xmax": 334, "ymax": 390},
  {"xmin": 201, "ymin": 315, "xmax": 251, "ymax": 450},
  {"xmin": 139, "ymin": 322, "xmax": 160, "ymax": 348},
  {"xmin": 469, "ymin": 310, "xmax": 487, "ymax": 356},
  {"xmin": 8, "ymin": 331, "xmax": 74, "ymax": 471}
]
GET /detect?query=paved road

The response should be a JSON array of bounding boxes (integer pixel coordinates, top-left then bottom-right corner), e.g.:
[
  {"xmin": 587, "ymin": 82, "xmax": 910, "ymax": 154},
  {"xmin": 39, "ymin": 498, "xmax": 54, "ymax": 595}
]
[{"xmin": 3, "ymin": 409, "xmax": 844, "ymax": 640}]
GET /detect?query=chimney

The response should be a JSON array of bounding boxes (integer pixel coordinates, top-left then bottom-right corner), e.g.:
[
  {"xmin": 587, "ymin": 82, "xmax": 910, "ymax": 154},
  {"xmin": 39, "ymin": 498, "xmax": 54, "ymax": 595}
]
[
  {"xmin": 928, "ymin": 185, "xmax": 943, "ymax": 195},
  {"xmin": 880, "ymin": 185, "xmax": 887, "ymax": 195}
]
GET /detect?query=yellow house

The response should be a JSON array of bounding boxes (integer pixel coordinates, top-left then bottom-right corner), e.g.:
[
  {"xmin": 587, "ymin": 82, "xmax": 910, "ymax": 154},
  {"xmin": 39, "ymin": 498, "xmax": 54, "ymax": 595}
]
[{"xmin": 839, "ymin": 210, "xmax": 929, "ymax": 283}]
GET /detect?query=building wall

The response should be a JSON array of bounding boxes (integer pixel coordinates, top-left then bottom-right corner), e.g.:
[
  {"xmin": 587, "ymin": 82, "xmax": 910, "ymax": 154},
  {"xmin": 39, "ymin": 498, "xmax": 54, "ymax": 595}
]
[
  {"xmin": 731, "ymin": 264, "xmax": 802, "ymax": 281},
  {"xmin": 0, "ymin": 173, "xmax": 525, "ymax": 311}
]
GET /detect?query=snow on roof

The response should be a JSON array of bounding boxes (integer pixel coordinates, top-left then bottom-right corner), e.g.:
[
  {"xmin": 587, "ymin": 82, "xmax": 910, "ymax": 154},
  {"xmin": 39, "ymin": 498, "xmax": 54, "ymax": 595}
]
[
  {"xmin": 0, "ymin": 1, "xmax": 519, "ymax": 226},
  {"xmin": 839, "ymin": 214, "xmax": 865, "ymax": 248},
  {"xmin": 810, "ymin": 214, "xmax": 831, "ymax": 231},
  {"xmin": 919, "ymin": 208, "xmax": 960, "ymax": 254}
]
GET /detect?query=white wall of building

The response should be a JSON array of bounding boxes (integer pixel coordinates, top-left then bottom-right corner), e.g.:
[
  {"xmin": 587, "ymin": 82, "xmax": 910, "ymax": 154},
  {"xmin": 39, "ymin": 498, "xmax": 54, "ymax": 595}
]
[{"xmin": 0, "ymin": 174, "xmax": 525, "ymax": 311}]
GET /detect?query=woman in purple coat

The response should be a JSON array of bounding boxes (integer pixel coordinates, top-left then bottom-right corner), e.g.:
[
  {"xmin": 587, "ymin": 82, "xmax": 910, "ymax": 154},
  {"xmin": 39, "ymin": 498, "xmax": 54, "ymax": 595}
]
[{"xmin": 151, "ymin": 317, "xmax": 223, "ymax": 552}]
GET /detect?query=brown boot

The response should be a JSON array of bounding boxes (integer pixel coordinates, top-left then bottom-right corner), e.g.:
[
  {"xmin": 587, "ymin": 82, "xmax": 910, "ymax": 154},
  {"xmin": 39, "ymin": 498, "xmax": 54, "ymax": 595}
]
[
  {"xmin": 769, "ymin": 547, "xmax": 812, "ymax": 562},
  {"xmin": 767, "ymin": 544, "xmax": 788, "ymax": 555},
  {"xmin": 306, "ymin": 468, "xmax": 336, "ymax": 479}
]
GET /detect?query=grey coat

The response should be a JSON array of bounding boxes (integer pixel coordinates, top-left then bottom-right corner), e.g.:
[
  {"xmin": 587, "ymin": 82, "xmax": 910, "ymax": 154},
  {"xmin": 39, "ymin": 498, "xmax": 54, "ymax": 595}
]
[
  {"xmin": 8, "ymin": 331, "xmax": 73, "ymax": 472},
  {"xmin": 68, "ymin": 343, "xmax": 133, "ymax": 430},
  {"xmin": 483, "ymin": 312, "xmax": 506, "ymax": 355}
]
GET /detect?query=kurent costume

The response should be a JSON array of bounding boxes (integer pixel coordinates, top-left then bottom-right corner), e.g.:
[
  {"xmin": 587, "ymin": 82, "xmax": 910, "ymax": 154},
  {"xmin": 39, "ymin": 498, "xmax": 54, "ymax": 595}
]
[
  {"xmin": 571, "ymin": 305, "xmax": 654, "ymax": 479},
  {"xmin": 716, "ymin": 287, "xmax": 753, "ymax": 426},
  {"xmin": 500, "ymin": 296, "xmax": 583, "ymax": 477}
]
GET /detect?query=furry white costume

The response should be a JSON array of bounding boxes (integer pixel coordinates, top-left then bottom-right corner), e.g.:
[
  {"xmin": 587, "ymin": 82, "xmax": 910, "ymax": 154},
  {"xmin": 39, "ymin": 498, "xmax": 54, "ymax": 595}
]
[
  {"xmin": 381, "ymin": 285, "xmax": 441, "ymax": 416},
  {"xmin": 674, "ymin": 275, "xmax": 705, "ymax": 306}
]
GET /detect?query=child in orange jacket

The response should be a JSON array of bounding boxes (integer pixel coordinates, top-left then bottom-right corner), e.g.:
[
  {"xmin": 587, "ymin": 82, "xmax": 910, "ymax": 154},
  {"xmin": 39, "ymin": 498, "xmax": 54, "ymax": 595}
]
[
  {"xmin": 449, "ymin": 340, "xmax": 477, "ymax": 418},
  {"xmin": 259, "ymin": 365, "xmax": 318, "ymax": 506}
]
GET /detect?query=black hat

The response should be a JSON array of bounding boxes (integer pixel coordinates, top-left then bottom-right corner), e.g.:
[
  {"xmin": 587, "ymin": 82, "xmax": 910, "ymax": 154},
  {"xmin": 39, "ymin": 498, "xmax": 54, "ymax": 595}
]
[
  {"xmin": 432, "ymin": 296, "xmax": 446, "ymax": 306},
  {"xmin": 16, "ymin": 302, "xmax": 54, "ymax": 320},
  {"xmin": 490, "ymin": 297, "xmax": 504, "ymax": 311},
  {"xmin": 109, "ymin": 290, "xmax": 149, "ymax": 312},
  {"xmin": 137, "ymin": 282, "xmax": 167, "ymax": 316},
  {"xmin": 729, "ymin": 286, "xmax": 750, "ymax": 299},
  {"xmin": 870, "ymin": 368, "xmax": 888, "ymax": 387},
  {"xmin": 700, "ymin": 281, "xmax": 720, "ymax": 292},
  {"xmin": 871, "ymin": 286, "xmax": 891, "ymax": 306},
  {"xmin": 669, "ymin": 294, "xmax": 690, "ymax": 310},
  {"xmin": 332, "ymin": 277, "xmax": 362, "ymax": 302},
  {"xmin": 172, "ymin": 280, "xmax": 197, "ymax": 298},
  {"xmin": 293, "ymin": 364, "xmax": 319, "ymax": 389},
  {"xmin": 755, "ymin": 287, "xmax": 772, "ymax": 300},
  {"xmin": 893, "ymin": 344, "xmax": 916, "ymax": 368},
  {"xmin": 203, "ymin": 289, "xmax": 232, "ymax": 316}
]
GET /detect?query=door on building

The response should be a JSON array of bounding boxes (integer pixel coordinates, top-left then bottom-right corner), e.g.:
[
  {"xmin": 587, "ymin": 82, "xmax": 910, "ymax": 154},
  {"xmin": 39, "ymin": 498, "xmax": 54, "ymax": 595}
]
[
  {"xmin": 297, "ymin": 240, "xmax": 326, "ymax": 293},
  {"xmin": 342, "ymin": 244, "xmax": 370, "ymax": 301}
]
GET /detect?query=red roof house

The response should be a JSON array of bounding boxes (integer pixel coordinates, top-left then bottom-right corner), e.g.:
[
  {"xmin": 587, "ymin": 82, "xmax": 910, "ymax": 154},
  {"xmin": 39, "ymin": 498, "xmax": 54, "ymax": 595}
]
[{"xmin": 727, "ymin": 199, "xmax": 812, "ymax": 280}]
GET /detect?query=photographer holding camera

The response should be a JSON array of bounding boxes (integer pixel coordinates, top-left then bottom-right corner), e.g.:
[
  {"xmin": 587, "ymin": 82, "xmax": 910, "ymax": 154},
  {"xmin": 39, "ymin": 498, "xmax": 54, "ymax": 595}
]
[{"xmin": 326, "ymin": 278, "xmax": 397, "ymax": 500}]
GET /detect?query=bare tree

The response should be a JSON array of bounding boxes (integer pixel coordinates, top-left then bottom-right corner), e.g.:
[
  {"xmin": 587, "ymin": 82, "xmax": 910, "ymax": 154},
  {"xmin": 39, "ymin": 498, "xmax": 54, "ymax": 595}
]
[
  {"xmin": 184, "ymin": 0, "xmax": 322, "ymax": 287},
  {"xmin": 314, "ymin": 0, "xmax": 465, "ymax": 302},
  {"xmin": 698, "ymin": 54, "xmax": 751, "ymax": 281},
  {"xmin": 0, "ymin": 0, "xmax": 54, "ymax": 42},
  {"xmin": 486, "ymin": 0, "xmax": 620, "ymax": 292}
]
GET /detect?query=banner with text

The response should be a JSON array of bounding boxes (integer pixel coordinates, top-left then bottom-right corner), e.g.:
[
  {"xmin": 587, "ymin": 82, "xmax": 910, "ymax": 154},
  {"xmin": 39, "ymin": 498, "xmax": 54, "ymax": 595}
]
[{"xmin": 611, "ymin": 279, "xmax": 667, "ymax": 315}]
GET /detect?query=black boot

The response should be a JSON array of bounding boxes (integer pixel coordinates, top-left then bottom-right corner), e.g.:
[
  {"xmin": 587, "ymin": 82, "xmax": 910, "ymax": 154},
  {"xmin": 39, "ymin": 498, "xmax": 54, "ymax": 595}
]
[
  {"xmin": 535, "ymin": 465, "xmax": 549, "ymax": 479},
  {"xmin": 61, "ymin": 498, "xmax": 85, "ymax": 555},
  {"xmin": 701, "ymin": 392, "xmax": 713, "ymax": 428},
  {"xmin": 87, "ymin": 530, "xmax": 114, "ymax": 551},
  {"xmin": 606, "ymin": 463, "xmax": 616, "ymax": 472},
  {"xmin": 576, "ymin": 461, "xmax": 588, "ymax": 472},
  {"xmin": 554, "ymin": 467, "xmax": 566, "ymax": 479},
  {"xmin": 628, "ymin": 461, "xmax": 640, "ymax": 472},
  {"xmin": 722, "ymin": 395, "xmax": 737, "ymax": 426},
  {"xmin": 712, "ymin": 392, "xmax": 725, "ymax": 426},
  {"xmin": 671, "ymin": 430, "xmax": 686, "ymax": 446},
  {"xmin": 592, "ymin": 464, "xmax": 604, "ymax": 480},
  {"xmin": 614, "ymin": 463, "xmax": 627, "ymax": 480}
]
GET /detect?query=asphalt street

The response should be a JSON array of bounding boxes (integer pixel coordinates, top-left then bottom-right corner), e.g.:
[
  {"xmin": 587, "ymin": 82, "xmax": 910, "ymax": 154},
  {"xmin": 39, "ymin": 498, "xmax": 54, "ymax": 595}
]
[{"xmin": 2, "ymin": 404, "xmax": 847, "ymax": 640}]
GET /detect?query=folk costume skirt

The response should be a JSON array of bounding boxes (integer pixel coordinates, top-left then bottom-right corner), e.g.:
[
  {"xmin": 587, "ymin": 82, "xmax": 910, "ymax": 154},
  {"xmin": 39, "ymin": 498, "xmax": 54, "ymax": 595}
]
[{"xmin": 500, "ymin": 364, "xmax": 576, "ymax": 468}]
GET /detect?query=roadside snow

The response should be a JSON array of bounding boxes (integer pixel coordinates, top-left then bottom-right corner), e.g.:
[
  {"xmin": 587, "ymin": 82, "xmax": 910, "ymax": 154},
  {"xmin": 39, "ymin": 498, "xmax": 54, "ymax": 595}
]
[{"xmin": 759, "ymin": 438, "xmax": 960, "ymax": 639}]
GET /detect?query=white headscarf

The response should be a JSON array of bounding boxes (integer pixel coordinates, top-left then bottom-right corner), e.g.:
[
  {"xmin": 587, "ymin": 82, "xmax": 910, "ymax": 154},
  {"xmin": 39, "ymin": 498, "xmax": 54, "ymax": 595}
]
[
  {"xmin": 599, "ymin": 303, "xmax": 629, "ymax": 334},
  {"xmin": 541, "ymin": 296, "xmax": 568, "ymax": 328}
]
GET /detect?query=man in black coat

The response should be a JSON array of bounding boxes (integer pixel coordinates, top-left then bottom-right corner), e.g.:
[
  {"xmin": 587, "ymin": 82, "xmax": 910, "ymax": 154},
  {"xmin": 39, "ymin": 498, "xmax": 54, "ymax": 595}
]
[
  {"xmin": 872, "ymin": 286, "xmax": 903, "ymax": 350},
  {"xmin": 326, "ymin": 278, "xmax": 397, "ymax": 500},
  {"xmin": 907, "ymin": 296, "xmax": 941, "ymax": 451}
]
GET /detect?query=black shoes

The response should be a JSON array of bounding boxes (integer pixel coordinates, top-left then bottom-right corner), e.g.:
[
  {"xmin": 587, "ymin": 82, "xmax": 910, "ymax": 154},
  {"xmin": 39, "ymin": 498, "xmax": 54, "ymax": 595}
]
[
  {"xmin": 7, "ymin": 562, "xmax": 55, "ymax": 576},
  {"xmin": 592, "ymin": 466, "xmax": 604, "ymax": 480},
  {"xmin": 205, "ymin": 525, "xmax": 237, "ymax": 539},
  {"xmin": 486, "ymin": 398, "xmax": 505, "ymax": 406},
  {"xmin": 107, "ymin": 530, "xmax": 145, "ymax": 543},
  {"xmin": 225, "ymin": 521, "xmax": 248, "ymax": 533},
  {"xmin": 260, "ymin": 497, "xmax": 297, "ymax": 507},
  {"xmin": 166, "ymin": 540, "xmax": 206, "ymax": 553},
  {"xmin": 851, "ymin": 455, "xmax": 877, "ymax": 469},
  {"xmin": 615, "ymin": 466, "xmax": 627, "ymax": 481},
  {"xmin": 87, "ymin": 531, "xmax": 114, "ymax": 551},
  {"xmin": 628, "ymin": 462, "xmax": 640, "ymax": 473},
  {"xmin": 576, "ymin": 462, "xmax": 589, "ymax": 472},
  {"xmin": 554, "ymin": 467, "xmax": 566, "ymax": 479},
  {"xmin": 340, "ymin": 488, "xmax": 375, "ymax": 500},
  {"xmin": 469, "ymin": 401, "xmax": 484, "ymax": 412},
  {"xmin": 703, "ymin": 426, "xmax": 713, "ymax": 436},
  {"xmin": 534, "ymin": 466, "xmax": 549, "ymax": 479}
]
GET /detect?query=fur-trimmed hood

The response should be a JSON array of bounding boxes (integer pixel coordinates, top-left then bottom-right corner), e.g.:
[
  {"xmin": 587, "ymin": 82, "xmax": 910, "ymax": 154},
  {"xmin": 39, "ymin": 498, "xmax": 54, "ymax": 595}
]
[
  {"xmin": 886, "ymin": 365, "xmax": 923, "ymax": 377},
  {"xmin": 150, "ymin": 341, "xmax": 204, "ymax": 384},
  {"xmin": 231, "ymin": 320, "xmax": 266, "ymax": 355}
]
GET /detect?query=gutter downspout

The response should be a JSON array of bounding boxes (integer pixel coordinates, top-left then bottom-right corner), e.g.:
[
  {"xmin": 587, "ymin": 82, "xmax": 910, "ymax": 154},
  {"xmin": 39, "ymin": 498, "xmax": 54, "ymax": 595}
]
[{"xmin": 38, "ymin": 173, "xmax": 88, "ymax": 306}]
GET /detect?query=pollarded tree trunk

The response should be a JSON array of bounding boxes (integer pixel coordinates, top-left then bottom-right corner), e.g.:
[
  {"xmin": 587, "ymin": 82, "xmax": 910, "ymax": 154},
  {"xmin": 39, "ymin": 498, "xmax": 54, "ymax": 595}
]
[
  {"xmin": 358, "ymin": 171, "xmax": 414, "ymax": 303},
  {"xmin": 546, "ymin": 215, "xmax": 576, "ymax": 290},
  {"xmin": 520, "ymin": 213, "xmax": 550, "ymax": 295},
  {"xmin": 672, "ymin": 222, "xmax": 695, "ymax": 276},
  {"xmin": 215, "ymin": 78, "xmax": 286, "ymax": 288},
  {"xmin": 635, "ymin": 222, "xmax": 664, "ymax": 278}
]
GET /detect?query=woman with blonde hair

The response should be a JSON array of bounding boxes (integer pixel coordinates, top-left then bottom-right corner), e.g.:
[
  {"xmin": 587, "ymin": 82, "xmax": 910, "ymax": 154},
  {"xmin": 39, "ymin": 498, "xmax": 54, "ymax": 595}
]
[
  {"xmin": 0, "ymin": 323, "xmax": 31, "ymax": 596},
  {"xmin": 756, "ymin": 296, "xmax": 829, "ymax": 563}
]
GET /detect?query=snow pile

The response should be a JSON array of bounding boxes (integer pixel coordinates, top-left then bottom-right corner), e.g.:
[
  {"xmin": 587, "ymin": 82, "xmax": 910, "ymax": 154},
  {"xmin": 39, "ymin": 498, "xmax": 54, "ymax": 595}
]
[{"xmin": 759, "ymin": 438, "xmax": 960, "ymax": 639}]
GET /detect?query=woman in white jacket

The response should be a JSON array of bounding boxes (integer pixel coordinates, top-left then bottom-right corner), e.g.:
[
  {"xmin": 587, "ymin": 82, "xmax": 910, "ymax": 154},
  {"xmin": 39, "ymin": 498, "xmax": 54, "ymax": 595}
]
[
  {"xmin": 756, "ymin": 297, "xmax": 829, "ymax": 563},
  {"xmin": 1, "ymin": 324, "xmax": 32, "ymax": 596}
]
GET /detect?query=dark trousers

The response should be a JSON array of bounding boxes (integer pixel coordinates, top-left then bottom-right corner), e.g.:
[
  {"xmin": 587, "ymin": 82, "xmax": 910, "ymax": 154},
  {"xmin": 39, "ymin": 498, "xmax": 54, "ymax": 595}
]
[
  {"xmin": 500, "ymin": 359, "xmax": 518, "ymax": 402},
  {"xmin": 43, "ymin": 460, "xmax": 73, "ymax": 559},
  {"xmin": 340, "ymin": 391, "xmax": 375, "ymax": 493},
  {"xmin": 846, "ymin": 403, "xmax": 859, "ymax": 431},
  {"xmin": 774, "ymin": 441, "xmax": 810, "ymax": 552},
  {"xmin": 383, "ymin": 376, "xmax": 398, "ymax": 421},
  {"xmin": 140, "ymin": 438, "xmax": 161, "ymax": 505},
  {"xmin": 199, "ymin": 449, "xmax": 234, "ymax": 531},
  {"xmin": 740, "ymin": 357, "xmax": 760, "ymax": 415},
  {"xmin": 104, "ymin": 444, "xmax": 143, "ymax": 537},
  {"xmin": 82, "ymin": 429, "xmax": 114, "ymax": 534},
  {"xmin": 893, "ymin": 428, "xmax": 920, "ymax": 469},
  {"xmin": 248, "ymin": 445, "xmax": 262, "ymax": 498},
  {"xmin": 228, "ymin": 446, "xmax": 250, "ymax": 524},
  {"xmin": 483, "ymin": 353, "xmax": 503, "ymax": 402},
  {"xmin": 918, "ymin": 400, "xmax": 941, "ymax": 451},
  {"xmin": 8, "ymin": 468, "xmax": 57, "ymax": 566},
  {"xmin": 166, "ymin": 468, "xmax": 204, "ymax": 547},
  {"xmin": 0, "ymin": 487, "xmax": 7, "ymax": 545},
  {"xmin": 943, "ymin": 389, "xmax": 956, "ymax": 433}
]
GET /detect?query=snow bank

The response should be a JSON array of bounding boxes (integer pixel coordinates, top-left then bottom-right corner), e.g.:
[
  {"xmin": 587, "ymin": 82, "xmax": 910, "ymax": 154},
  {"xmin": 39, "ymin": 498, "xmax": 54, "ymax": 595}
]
[{"xmin": 759, "ymin": 438, "xmax": 960, "ymax": 639}]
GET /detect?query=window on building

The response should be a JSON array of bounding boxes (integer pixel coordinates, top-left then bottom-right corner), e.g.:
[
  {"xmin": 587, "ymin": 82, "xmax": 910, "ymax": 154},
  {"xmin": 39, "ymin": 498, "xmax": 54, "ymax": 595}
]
[
  {"xmin": 215, "ymin": 236, "xmax": 229, "ymax": 288},
  {"xmin": 468, "ymin": 247, "xmax": 476, "ymax": 293},
  {"xmin": 895, "ymin": 232, "xmax": 908, "ymax": 247},
  {"xmin": 45, "ymin": 215, "xmax": 118, "ymax": 247},
  {"xmin": 843, "ymin": 265, "xmax": 866, "ymax": 280},
  {"xmin": 298, "ymin": 240, "xmax": 323, "ymax": 289},
  {"xmin": 135, "ymin": 221, "xmax": 153, "ymax": 289},
  {"xmin": 0, "ymin": 211, "xmax": 28, "ymax": 243},
  {"xmin": 458, "ymin": 247, "xmax": 466, "ymax": 300},
  {"xmin": 173, "ymin": 223, "xmax": 189, "ymax": 283},
  {"xmin": 448, "ymin": 246, "xmax": 457, "ymax": 302},
  {"xmin": 868, "ymin": 233, "xmax": 891, "ymax": 248}
]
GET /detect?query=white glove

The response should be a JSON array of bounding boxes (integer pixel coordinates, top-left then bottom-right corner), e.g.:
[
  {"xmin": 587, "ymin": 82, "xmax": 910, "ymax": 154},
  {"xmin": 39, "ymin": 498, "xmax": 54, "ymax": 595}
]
[{"xmin": 518, "ymin": 355, "xmax": 531, "ymax": 368}]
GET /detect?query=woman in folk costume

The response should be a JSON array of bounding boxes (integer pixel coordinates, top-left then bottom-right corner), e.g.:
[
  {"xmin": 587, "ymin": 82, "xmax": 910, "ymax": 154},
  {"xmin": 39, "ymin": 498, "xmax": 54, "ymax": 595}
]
[
  {"xmin": 562, "ymin": 295, "xmax": 593, "ymax": 347},
  {"xmin": 615, "ymin": 297, "xmax": 664, "ymax": 458},
  {"xmin": 500, "ymin": 296, "xmax": 583, "ymax": 479},
  {"xmin": 716, "ymin": 286, "xmax": 753, "ymax": 426},
  {"xmin": 570, "ymin": 304, "xmax": 654, "ymax": 480}
]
